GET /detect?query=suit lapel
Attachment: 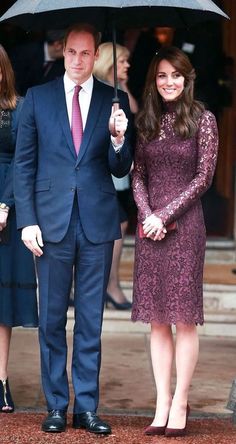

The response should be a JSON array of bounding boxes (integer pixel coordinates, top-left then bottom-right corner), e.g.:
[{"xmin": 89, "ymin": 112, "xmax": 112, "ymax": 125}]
[{"xmin": 56, "ymin": 77, "xmax": 77, "ymax": 159}]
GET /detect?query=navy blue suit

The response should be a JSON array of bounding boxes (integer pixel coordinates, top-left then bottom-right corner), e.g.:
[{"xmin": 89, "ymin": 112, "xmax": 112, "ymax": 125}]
[{"xmin": 14, "ymin": 76, "xmax": 133, "ymax": 413}]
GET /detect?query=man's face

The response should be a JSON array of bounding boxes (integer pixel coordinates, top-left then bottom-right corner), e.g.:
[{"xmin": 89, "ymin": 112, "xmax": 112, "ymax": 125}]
[{"xmin": 63, "ymin": 30, "xmax": 99, "ymax": 84}]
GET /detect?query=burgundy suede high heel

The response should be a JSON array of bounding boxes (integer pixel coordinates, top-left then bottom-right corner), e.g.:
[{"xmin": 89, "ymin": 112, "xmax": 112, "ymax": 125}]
[
  {"xmin": 144, "ymin": 416, "xmax": 169, "ymax": 436},
  {"xmin": 144, "ymin": 423, "xmax": 167, "ymax": 436},
  {"xmin": 165, "ymin": 404, "xmax": 190, "ymax": 437}
]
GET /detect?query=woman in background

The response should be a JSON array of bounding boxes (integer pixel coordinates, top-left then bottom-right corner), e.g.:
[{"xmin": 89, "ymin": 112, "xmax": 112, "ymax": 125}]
[
  {"xmin": 0, "ymin": 44, "xmax": 38, "ymax": 413},
  {"xmin": 132, "ymin": 46, "xmax": 218, "ymax": 436},
  {"xmin": 94, "ymin": 42, "xmax": 138, "ymax": 310}
]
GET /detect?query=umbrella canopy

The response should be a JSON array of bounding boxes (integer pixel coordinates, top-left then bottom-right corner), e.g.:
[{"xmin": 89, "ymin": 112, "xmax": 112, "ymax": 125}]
[{"xmin": 0, "ymin": 0, "xmax": 229, "ymax": 31}]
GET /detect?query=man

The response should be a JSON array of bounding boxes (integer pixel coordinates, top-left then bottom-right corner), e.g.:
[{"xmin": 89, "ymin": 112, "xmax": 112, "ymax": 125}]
[
  {"xmin": 14, "ymin": 23, "xmax": 132, "ymax": 434},
  {"xmin": 10, "ymin": 29, "xmax": 65, "ymax": 95}
]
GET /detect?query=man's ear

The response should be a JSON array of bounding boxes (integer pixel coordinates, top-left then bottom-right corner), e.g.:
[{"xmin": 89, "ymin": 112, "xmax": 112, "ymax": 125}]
[{"xmin": 95, "ymin": 48, "xmax": 99, "ymax": 61}]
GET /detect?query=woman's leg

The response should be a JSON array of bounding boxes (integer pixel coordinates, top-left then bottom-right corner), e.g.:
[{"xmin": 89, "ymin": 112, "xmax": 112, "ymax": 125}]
[
  {"xmin": 0, "ymin": 324, "xmax": 12, "ymax": 380},
  {"xmin": 150, "ymin": 322, "xmax": 174, "ymax": 426},
  {"xmin": 0, "ymin": 324, "xmax": 13, "ymax": 411},
  {"xmin": 107, "ymin": 220, "xmax": 129, "ymax": 304},
  {"xmin": 167, "ymin": 322, "xmax": 199, "ymax": 429}
]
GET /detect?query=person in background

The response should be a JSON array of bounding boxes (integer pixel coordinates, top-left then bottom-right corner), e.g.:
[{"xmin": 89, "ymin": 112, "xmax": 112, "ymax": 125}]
[
  {"xmin": 10, "ymin": 29, "xmax": 65, "ymax": 96},
  {"xmin": 14, "ymin": 23, "xmax": 132, "ymax": 434},
  {"xmin": 0, "ymin": 44, "xmax": 38, "ymax": 413},
  {"xmin": 132, "ymin": 46, "xmax": 218, "ymax": 437},
  {"xmin": 93, "ymin": 42, "xmax": 138, "ymax": 310}
]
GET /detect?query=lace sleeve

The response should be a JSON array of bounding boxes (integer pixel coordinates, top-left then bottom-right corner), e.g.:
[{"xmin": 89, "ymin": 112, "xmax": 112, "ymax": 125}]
[
  {"xmin": 155, "ymin": 111, "xmax": 219, "ymax": 225},
  {"xmin": 132, "ymin": 140, "xmax": 152, "ymax": 221}
]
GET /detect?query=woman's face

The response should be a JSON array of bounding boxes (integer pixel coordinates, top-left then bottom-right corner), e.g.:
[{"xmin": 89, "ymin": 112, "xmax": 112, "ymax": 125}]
[
  {"xmin": 156, "ymin": 59, "xmax": 185, "ymax": 101},
  {"xmin": 116, "ymin": 54, "xmax": 130, "ymax": 82}
]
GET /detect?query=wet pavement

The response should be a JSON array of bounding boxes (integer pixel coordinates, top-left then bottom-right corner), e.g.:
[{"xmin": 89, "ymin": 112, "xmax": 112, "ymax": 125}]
[
  {"xmin": 0, "ymin": 326, "xmax": 235, "ymax": 443},
  {"xmin": 6, "ymin": 327, "xmax": 236, "ymax": 417}
]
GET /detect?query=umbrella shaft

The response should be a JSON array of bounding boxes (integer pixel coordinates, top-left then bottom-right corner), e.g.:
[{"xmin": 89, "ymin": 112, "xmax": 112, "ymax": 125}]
[{"xmin": 112, "ymin": 21, "xmax": 119, "ymax": 102}]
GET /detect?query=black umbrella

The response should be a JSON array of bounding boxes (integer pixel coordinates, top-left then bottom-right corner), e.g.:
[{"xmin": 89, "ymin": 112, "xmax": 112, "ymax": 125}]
[
  {"xmin": 0, "ymin": 1, "xmax": 229, "ymax": 31},
  {"xmin": 0, "ymin": 0, "xmax": 229, "ymax": 133}
]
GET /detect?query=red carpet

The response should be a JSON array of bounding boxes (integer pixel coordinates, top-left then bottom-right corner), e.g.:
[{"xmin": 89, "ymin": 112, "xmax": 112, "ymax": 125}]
[{"xmin": 1, "ymin": 413, "xmax": 236, "ymax": 443}]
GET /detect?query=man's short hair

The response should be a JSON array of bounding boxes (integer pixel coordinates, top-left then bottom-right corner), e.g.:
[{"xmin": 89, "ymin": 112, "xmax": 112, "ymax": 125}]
[{"xmin": 64, "ymin": 23, "xmax": 102, "ymax": 52}]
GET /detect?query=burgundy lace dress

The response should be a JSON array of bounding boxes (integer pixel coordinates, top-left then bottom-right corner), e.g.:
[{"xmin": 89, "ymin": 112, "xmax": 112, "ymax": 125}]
[{"xmin": 131, "ymin": 105, "xmax": 218, "ymax": 325}]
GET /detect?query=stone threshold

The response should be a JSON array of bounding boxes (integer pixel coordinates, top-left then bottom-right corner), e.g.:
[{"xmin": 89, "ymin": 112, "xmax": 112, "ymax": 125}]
[{"xmin": 67, "ymin": 306, "xmax": 236, "ymax": 337}]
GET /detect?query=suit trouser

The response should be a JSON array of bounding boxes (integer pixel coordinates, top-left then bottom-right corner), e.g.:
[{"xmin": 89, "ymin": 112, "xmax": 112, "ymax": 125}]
[{"xmin": 36, "ymin": 200, "xmax": 113, "ymax": 413}]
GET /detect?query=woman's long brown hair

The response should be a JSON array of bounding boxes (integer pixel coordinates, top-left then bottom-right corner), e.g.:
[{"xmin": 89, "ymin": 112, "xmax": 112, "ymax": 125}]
[
  {"xmin": 0, "ymin": 44, "xmax": 17, "ymax": 110},
  {"xmin": 135, "ymin": 46, "xmax": 205, "ymax": 144}
]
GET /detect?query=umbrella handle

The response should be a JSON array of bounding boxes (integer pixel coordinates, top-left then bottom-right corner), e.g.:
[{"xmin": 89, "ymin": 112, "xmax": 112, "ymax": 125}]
[{"xmin": 109, "ymin": 99, "xmax": 120, "ymax": 137}]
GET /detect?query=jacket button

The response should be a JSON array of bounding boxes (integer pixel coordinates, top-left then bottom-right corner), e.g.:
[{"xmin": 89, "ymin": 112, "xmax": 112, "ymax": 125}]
[{"xmin": 71, "ymin": 187, "xmax": 75, "ymax": 192}]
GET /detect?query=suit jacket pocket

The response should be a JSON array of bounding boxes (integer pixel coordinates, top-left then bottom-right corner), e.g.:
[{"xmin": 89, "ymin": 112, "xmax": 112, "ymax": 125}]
[{"xmin": 35, "ymin": 179, "xmax": 51, "ymax": 192}]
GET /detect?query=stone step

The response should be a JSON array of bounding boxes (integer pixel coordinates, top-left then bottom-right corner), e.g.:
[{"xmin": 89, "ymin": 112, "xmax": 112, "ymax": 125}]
[
  {"xmin": 204, "ymin": 283, "xmax": 236, "ymax": 311},
  {"xmin": 101, "ymin": 309, "xmax": 236, "ymax": 337},
  {"xmin": 198, "ymin": 312, "xmax": 236, "ymax": 337},
  {"xmin": 67, "ymin": 282, "xmax": 236, "ymax": 337},
  {"xmin": 67, "ymin": 306, "xmax": 236, "ymax": 336}
]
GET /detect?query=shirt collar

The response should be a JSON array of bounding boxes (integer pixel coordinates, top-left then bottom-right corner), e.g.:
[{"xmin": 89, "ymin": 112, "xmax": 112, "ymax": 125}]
[
  {"xmin": 44, "ymin": 42, "xmax": 55, "ymax": 62},
  {"xmin": 64, "ymin": 72, "xmax": 94, "ymax": 94}
]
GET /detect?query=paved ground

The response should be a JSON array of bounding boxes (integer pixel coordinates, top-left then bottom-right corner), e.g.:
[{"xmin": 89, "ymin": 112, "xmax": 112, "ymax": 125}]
[
  {"xmin": 1, "ymin": 325, "xmax": 236, "ymax": 443},
  {"xmin": 0, "ymin": 328, "xmax": 236, "ymax": 444},
  {"xmin": 6, "ymin": 327, "xmax": 236, "ymax": 416}
]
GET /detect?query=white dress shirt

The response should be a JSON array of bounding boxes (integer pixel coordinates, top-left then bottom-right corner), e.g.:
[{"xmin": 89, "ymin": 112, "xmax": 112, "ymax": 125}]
[{"xmin": 64, "ymin": 72, "xmax": 93, "ymax": 129}]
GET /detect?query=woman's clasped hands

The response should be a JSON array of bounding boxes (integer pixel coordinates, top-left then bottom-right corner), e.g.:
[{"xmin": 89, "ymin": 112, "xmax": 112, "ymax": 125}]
[{"xmin": 142, "ymin": 214, "xmax": 167, "ymax": 241}]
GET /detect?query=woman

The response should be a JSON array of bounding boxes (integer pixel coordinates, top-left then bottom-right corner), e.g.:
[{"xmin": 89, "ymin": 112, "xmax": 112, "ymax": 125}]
[
  {"xmin": 0, "ymin": 45, "xmax": 38, "ymax": 413},
  {"xmin": 93, "ymin": 42, "xmax": 138, "ymax": 115},
  {"xmin": 94, "ymin": 42, "xmax": 138, "ymax": 310},
  {"xmin": 132, "ymin": 46, "xmax": 218, "ymax": 437}
]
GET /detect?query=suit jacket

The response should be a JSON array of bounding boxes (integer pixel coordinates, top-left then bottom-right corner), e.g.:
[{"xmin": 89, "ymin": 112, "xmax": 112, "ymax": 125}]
[
  {"xmin": 10, "ymin": 41, "xmax": 65, "ymax": 96},
  {"xmin": 14, "ymin": 76, "xmax": 133, "ymax": 244}
]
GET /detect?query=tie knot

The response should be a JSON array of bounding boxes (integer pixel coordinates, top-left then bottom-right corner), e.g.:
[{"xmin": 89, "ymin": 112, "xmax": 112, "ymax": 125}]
[{"xmin": 74, "ymin": 85, "xmax": 82, "ymax": 94}]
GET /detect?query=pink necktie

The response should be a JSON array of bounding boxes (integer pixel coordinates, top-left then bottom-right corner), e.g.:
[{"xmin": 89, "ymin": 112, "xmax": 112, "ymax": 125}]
[{"xmin": 71, "ymin": 85, "xmax": 83, "ymax": 155}]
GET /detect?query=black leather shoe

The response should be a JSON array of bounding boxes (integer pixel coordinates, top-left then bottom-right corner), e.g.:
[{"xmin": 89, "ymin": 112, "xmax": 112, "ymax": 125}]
[
  {"xmin": 42, "ymin": 410, "xmax": 67, "ymax": 433},
  {"xmin": 73, "ymin": 411, "xmax": 111, "ymax": 434}
]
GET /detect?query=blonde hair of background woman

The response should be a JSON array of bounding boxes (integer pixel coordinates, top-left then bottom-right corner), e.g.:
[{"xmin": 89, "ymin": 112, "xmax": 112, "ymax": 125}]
[
  {"xmin": 93, "ymin": 42, "xmax": 130, "ymax": 84},
  {"xmin": 94, "ymin": 42, "xmax": 138, "ymax": 115}
]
